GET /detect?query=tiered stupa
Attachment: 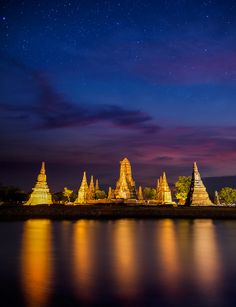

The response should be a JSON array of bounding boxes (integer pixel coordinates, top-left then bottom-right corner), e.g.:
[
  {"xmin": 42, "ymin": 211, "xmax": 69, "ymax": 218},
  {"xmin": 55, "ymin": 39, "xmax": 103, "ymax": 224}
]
[
  {"xmin": 185, "ymin": 162, "xmax": 213, "ymax": 206},
  {"xmin": 75, "ymin": 172, "xmax": 89, "ymax": 204},
  {"xmin": 137, "ymin": 186, "xmax": 144, "ymax": 201},
  {"xmin": 95, "ymin": 179, "xmax": 99, "ymax": 191},
  {"xmin": 156, "ymin": 172, "xmax": 174, "ymax": 204},
  {"xmin": 87, "ymin": 176, "xmax": 95, "ymax": 200},
  {"xmin": 214, "ymin": 190, "xmax": 220, "ymax": 205},
  {"xmin": 25, "ymin": 162, "xmax": 53, "ymax": 205},
  {"xmin": 108, "ymin": 187, "xmax": 115, "ymax": 200},
  {"xmin": 114, "ymin": 157, "xmax": 137, "ymax": 199}
]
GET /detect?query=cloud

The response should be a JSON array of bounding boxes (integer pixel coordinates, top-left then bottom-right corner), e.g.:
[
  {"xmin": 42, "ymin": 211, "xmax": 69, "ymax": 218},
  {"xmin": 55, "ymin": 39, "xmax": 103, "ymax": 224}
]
[
  {"xmin": 0, "ymin": 55, "xmax": 160, "ymax": 134},
  {"xmin": 34, "ymin": 74, "xmax": 160, "ymax": 133}
]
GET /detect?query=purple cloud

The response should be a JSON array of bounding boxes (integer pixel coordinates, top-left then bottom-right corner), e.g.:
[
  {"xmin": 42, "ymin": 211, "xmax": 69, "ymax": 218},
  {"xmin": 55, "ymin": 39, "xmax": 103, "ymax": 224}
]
[{"xmin": 0, "ymin": 55, "xmax": 160, "ymax": 134}]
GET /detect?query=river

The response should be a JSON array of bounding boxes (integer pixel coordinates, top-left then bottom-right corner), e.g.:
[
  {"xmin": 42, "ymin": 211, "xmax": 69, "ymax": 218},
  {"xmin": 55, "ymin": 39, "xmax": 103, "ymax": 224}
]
[{"xmin": 0, "ymin": 219, "xmax": 236, "ymax": 306}]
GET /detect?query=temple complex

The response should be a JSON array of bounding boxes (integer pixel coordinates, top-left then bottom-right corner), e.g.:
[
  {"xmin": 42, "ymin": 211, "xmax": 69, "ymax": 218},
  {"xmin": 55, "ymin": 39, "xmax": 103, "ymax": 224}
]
[
  {"xmin": 25, "ymin": 162, "xmax": 53, "ymax": 205},
  {"xmin": 114, "ymin": 157, "xmax": 137, "ymax": 199},
  {"xmin": 156, "ymin": 172, "xmax": 174, "ymax": 204},
  {"xmin": 185, "ymin": 162, "xmax": 213, "ymax": 206},
  {"xmin": 23, "ymin": 158, "xmax": 218, "ymax": 207},
  {"xmin": 75, "ymin": 172, "xmax": 89, "ymax": 204}
]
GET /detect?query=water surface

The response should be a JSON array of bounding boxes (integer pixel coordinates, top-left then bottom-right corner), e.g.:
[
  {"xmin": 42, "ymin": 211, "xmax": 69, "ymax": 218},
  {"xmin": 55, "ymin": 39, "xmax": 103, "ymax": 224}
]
[{"xmin": 0, "ymin": 219, "xmax": 236, "ymax": 306}]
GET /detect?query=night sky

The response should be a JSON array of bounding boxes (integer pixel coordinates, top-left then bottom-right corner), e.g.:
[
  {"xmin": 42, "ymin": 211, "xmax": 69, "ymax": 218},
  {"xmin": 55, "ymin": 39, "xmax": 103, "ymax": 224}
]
[{"xmin": 1, "ymin": 0, "xmax": 236, "ymax": 192}]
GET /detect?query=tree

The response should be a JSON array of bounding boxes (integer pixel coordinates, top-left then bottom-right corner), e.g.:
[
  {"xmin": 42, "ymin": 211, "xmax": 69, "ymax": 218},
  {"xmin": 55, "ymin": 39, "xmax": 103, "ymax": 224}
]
[
  {"xmin": 63, "ymin": 187, "xmax": 73, "ymax": 203},
  {"xmin": 218, "ymin": 187, "xmax": 236, "ymax": 205},
  {"xmin": 53, "ymin": 191, "xmax": 64, "ymax": 204},
  {"xmin": 143, "ymin": 187, "xmax": 156, "ymax": 200},
  {"xmin": 0, "ymin": 184, "xmax": 27, "ymax": 204},
  {"xmin": 175, "ymin": 176, "xmax": 191, "ymax": 204},
  {"xmin": 95, "ymin": 190, "xmax": 107, "ymax": 199}
]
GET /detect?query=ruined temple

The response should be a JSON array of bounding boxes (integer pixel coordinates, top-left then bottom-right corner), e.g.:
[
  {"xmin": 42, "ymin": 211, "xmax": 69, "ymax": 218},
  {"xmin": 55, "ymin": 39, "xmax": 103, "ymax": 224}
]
[
  {"xmin": 156, "ymin": 172, "xmax": 174, "ymax": 204},
  {"xmin": 114, "ymin": 157, "xmax": 137, "ymax": 199},
  {"xmin": 25, "ymin": 162, "xmax": 53, "ymax": 205},
  {"xmin": 185, "ymin": 162, "xmax": 213, "ymax": 206},
  {"xmin": 75, "ymin": 172, "xmax": 89, "ymax": 204}
]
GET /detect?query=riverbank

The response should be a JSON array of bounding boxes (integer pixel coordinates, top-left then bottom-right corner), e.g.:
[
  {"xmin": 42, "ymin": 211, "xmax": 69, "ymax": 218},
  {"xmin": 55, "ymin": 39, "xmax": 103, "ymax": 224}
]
[{"xmin": 0, "ymin": 205, "xmax": 236, "ymax": 220}]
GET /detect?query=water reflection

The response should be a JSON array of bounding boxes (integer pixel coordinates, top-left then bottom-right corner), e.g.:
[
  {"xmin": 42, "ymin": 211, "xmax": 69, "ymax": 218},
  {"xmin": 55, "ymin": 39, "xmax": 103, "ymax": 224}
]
[
  {"xmin": 72, "ymin": 220, "xmax": 95, "ymax": 301},
  {"xmin": 112, "ymin": 220, "xmax": 139, "ymax": 297},
  {"xmin": 20, "ymin": 220, "xmax": 53, "ymax": 307},
  {"xmin": 157, "ymin": 219, "xmax": 180, "ymax": 294},
  {"xmin": 12, "ymin": 219, "xmax": 231, "ymax": 307},
  {"xmin": 193, "ymin": 220, "xmax": 222, "ymax": 301}
]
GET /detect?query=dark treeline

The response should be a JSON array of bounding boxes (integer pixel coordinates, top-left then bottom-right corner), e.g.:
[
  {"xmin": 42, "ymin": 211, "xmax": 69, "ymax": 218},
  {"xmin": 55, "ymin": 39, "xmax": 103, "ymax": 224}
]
[{"xmin": 0, "ymin": 184, "xmax": 27, "ymax": 205}]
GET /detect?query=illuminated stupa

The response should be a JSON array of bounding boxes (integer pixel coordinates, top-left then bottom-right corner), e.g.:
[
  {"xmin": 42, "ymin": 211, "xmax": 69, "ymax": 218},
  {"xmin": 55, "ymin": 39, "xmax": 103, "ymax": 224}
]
[
  {"xmin": 156, "ymin": 172, "xmax": 174, "ymax": 204},
  {"xmin": 137, "ymin": 186, "xmax": 144, "ymax": 201},
  {"xmin": 185, "ymin": 162, "xmax": 213, "ymax": 206},
  {"xmin": 214, "ymin": 190, "xmax": 220, "ymax": 205},
  {"xmin": 95, "ymin": 179, "xmax": 100, "ymax": 191},
  {"xmin": 114, "ymin": 157, "xmax": 137, "ymax": 199},
  {"xmin": 87, "ymin": 175, "xmax": 95, "ymax": 200},
  {"xmin": 25, "ymin": 162, "xmax": 53, "ymax": 205},
  {"xmin": 108, "ymin": 186, "xmax": 115, "ymax": 200},
  {"xmin": 75, "ymin": 172, "xmax": 89, "ymax": 204}
]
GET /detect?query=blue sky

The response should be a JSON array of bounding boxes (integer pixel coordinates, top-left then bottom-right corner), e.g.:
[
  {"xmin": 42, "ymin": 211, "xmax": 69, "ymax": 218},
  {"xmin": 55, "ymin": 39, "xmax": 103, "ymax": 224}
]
[{"xmin": 1, "ymin": 0, "xmax": 236, "ymax": 191}]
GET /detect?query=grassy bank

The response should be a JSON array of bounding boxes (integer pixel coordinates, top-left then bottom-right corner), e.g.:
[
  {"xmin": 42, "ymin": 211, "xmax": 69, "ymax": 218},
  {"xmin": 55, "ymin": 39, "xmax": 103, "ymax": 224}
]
[{"xmin": 0, "ymin": 205, "xmax": 236, "ymax": 220}]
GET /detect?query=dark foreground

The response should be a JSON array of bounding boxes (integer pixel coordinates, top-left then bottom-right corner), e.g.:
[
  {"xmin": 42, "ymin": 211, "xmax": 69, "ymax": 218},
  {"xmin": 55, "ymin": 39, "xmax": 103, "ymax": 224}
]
[{"xmin": 0, "ymin": 205, "xmax": 236, "ymax": 220}]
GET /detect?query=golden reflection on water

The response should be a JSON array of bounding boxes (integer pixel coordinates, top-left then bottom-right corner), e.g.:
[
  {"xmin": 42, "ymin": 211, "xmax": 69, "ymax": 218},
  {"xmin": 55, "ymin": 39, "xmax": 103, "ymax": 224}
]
[
  {"xmin": 193, "ymin": 220, "xmax": 222, "ymax": 297},
  {"xmin": 112, "ymin": 220, "xmax": 139, "ymax": 297},
  {"xmin": 157, "ymin": 219, "xmax": 180, "ymax": 293},
  {"xmin": 72, "ymin": 220, "xmax": 95, "ymax": 300},
  {"xmin": 21, "ymin": 219, "xmax": 53, "ymax": 307}
]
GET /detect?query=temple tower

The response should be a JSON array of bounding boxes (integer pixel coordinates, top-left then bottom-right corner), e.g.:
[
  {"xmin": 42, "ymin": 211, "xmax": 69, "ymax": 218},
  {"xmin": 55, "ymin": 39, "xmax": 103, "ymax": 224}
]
[
  {"xmin": 137, "ymin": 186, "xmax": 144, "ymax": 201},
  {"xmin": 87, "ymin": 176, "xmax": 95, "ymax": 200},
  {"xmin": 95, "ymin": 179, "xmax": 100, "ymax": 191},
  {"xmin": 114, "ymin": 157, "xmax": 137, "ymax": 199},
  {"xmin": 185, "ymin": 162, "xmax": 213, "ymax": 206},
  {"xmin": 156, "ymin": 178, "xmax": 160, "ymax": 201},
  {"xmin": 156, "ymin": 172, "xmax": 173, "ymax": 204},
  {"xmin": 214, "ymin": 190, "xmax": 220, "ymax": 205},
  {"xmin": 25, "ymin": 162, "xmax": 53, "ymax": 205},
  {"xmin": 75, "ymin": 172, "xmax": 89, "ymax": 204},
  {"xmin": 115, "ymin": 171, "xmax": 131, "ymax": 199},
  {"xmin": 108, "ymin": 187, "xmax": 115, "ymax": 200}
]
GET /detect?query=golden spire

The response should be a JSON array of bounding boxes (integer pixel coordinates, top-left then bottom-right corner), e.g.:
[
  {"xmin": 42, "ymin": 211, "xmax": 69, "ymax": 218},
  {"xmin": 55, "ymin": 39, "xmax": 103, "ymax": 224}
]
[
  {"xmin": 87, "ymin": 175, "xmax": 95, "ymax": 200},
  {"xmin": 137, "ymin": 186, "xmax": 143, "ymax": 200},
  {"xmin": 156, "ymin": 172, "xmax": 173, "ymax": 204},
  {"xmin": 25, "ymin": 162, "xmax": 52, "ymax": 205},
  {"xmin": 37, "ymin": 161, "xmax": 47, "ymax": 183},
  {"xmin": 186, "ymin": 162, "xmax": 213, "ymax": 206},
  {"xmin": 95, "ymin": 179, "xmax": 99, "ymax": 191},
  {"xmin": 81, "ymin": 172, "xmax": 88, "ymax": 188},
  {"xmin": 162, "ymin": 172, "xmax": 167, "ymax": 184},
  {"xmin": 108, "ymin": 187, "xmax": 113, "ymax": 199},
  {"xmin": 74, "ymin": 171, "xmax": 89, "ymax": 204},
  {"xmin": 193, "ymin": 161, "xmax": 198, "ymax": 172},
  {"xmin": 115, "ymin": 157, "xmax": 137, "ymax": 199},
  {"xmin": 89, "ymin": 176, "xmax": 95, "ymax": 192}
]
